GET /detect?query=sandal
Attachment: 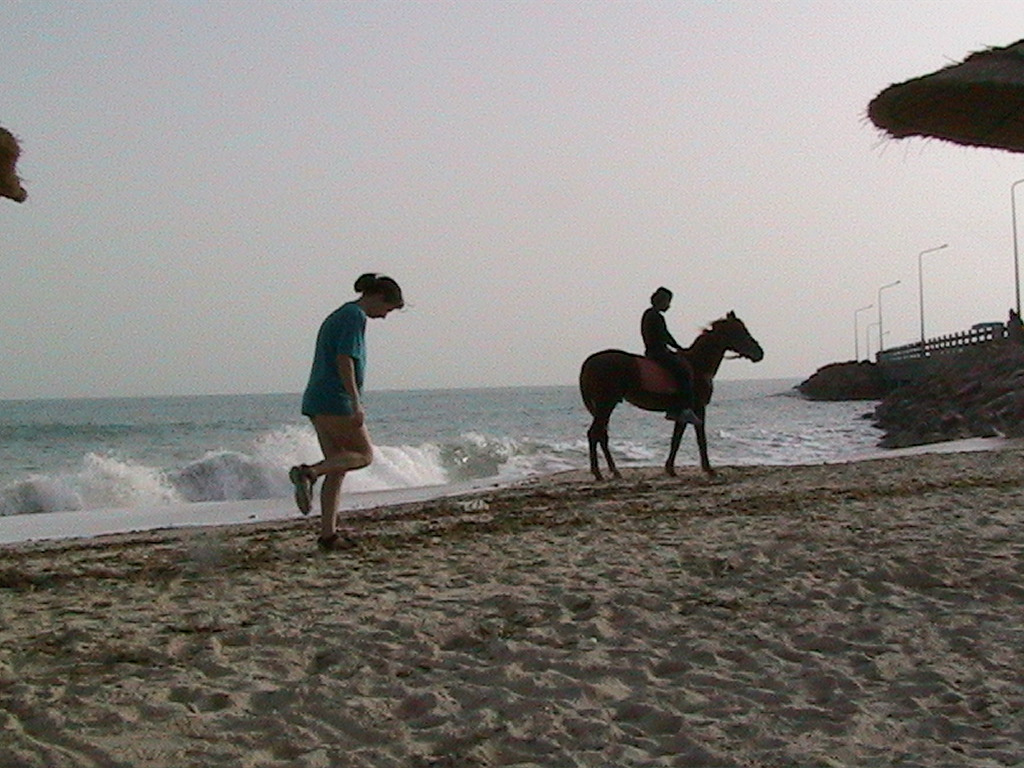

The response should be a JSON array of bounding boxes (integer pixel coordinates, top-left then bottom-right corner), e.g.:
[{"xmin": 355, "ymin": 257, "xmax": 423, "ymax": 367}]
[
  {"xmin": 288, "ymin": 465, "xmax": 316, "ymax": 515},
  {"xmin": 317, "ymin": 532, "xmax": 356, "ymax": 552}
]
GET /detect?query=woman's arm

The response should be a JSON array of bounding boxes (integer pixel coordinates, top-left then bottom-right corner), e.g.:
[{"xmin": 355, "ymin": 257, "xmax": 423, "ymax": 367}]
[
  {"xmin": 665, "ymin": 326, "xmax": 681, "ymax": 351},
  {"xmin": 336, "ymin": 354, "xmax": 363, "ymax": 424}
]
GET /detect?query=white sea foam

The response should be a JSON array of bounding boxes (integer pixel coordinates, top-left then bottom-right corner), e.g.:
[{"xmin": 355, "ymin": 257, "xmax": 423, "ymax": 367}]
[
  {"xmin": 0, "ymin": 434, "xmax": 546, "ymax": 516},
  {"xmin": 0, "ymin": 454, "xmax": 181, "ymax": 516},
  {"xmin": 79, "ymin": 453, "xmax": 181, "ymax": 507},
  {"xmin": 343, "ymin": 443, "xmax": 448, "ymax": 492},
  {"xmin": 0, "ymin": 475, "xmax": 83, "ymax": 516}
]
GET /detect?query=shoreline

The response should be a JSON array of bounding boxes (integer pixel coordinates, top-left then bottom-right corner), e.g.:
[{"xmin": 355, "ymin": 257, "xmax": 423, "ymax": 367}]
[
  {"xmin": 2, "ymin": 448, "xmax": 1022, "ymax": 766},
  {"xmin": 1, "ymin": 435, "xmax": 1018, "ymax": 548},
  {"xmin": 0, "ymin": 476, "xmax": 508, "ymax": 548}
]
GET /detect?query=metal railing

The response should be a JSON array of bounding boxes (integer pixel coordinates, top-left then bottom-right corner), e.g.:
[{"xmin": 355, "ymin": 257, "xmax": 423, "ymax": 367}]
[{"xmin": 877, "ymin": 324, "xmax": 1006, "ymax": 364}]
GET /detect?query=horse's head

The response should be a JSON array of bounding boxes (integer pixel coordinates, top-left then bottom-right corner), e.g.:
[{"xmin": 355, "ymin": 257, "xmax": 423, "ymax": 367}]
[{"xmin": 713, "ymin": 311, "xmax": 764, "ymax": 362}]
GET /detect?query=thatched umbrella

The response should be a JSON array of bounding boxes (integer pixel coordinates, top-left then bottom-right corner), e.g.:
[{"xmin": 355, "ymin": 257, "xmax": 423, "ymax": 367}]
[
  {"xmin": 869, "ymin": 40, "xmax": 1024, "ymax": 152},
  {"xmin": 1, "ymin": 126, "xmax": 27, "ymax": 202}
]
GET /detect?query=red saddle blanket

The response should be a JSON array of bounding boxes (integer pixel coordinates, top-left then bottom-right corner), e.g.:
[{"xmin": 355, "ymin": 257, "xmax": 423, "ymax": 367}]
[{"xmin": 637, "ymin": 357, "xmax": 680, "ymax": 394}]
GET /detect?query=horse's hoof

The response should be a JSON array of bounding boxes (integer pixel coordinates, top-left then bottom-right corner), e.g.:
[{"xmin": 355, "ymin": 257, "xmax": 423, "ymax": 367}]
[{"xmin": 704, "ymin": 469, "xmax": 724, "ymax": 484}]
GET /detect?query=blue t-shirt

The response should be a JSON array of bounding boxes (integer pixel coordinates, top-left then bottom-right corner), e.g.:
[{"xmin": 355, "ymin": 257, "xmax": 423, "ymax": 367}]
[{"xmin": 301, "ymin": 302, "xmax": 367, "ymax": 416}]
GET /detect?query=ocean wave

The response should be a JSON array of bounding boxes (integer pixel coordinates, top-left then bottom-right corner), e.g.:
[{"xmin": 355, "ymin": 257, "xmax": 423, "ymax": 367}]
[
  {"xmin": 0, "ymin": 453, "xmax": 179, "ymax": 516},
  {"xmin": 168, "ymin": 451, "xmax": 283, "ymax": 502},
  {"xmin": 0, "ymin": 384, "xmax": 886, "ymax": 518},
  {"xmin": 0, "ymin": 475, "xmax": 83, "ymax": 516},
  {"xmin": 0, "ymin": 428, "xmax": 582, "ymax": 517}
]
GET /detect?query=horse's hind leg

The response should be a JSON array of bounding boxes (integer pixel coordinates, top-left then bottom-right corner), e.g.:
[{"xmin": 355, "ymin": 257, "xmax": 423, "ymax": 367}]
[
  {"xmin": 587, "ymin": 419, "xmax": 604, "ymax": 481},
  {"xmin": 587, "ymin": 405, "xmax": 620, "ymax": 480},
  {"xmin": 600, "ymin": 431, "xmax": 620, "ymax": 479}
]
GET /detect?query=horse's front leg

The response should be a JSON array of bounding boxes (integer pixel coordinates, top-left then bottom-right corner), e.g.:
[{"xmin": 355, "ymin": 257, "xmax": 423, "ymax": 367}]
[
  {"xmin": 665, "ymin": 420, "xmax": 687, "ymax": 477},
  {"xmin": 695, "ymin": 409, "xmax": 714, "ymax": 476}
]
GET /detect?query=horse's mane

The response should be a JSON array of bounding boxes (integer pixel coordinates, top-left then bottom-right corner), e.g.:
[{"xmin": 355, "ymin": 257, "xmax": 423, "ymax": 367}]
[
  {"xmin": 679, "ymin": 313, "xmax": 745, "ymax": 360},
  {"xmin": 705, "ymin": 316, "xmax": 729, "ymax": 333},
  {"xmin": 686, "ymin": 313, "xmax": 736, "ymax": 349}
]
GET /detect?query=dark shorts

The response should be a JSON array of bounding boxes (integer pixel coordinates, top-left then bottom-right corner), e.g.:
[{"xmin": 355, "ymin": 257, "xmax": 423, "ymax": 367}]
[{"xmin": 301, "ymin": 389, "xmax": 356, "ymax": 418}]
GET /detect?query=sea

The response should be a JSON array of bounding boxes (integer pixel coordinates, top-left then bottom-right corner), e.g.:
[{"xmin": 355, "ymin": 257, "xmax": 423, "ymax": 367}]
[{"xmin": 0, "ymin": 379, "xmax": 884, "ymax": 542}]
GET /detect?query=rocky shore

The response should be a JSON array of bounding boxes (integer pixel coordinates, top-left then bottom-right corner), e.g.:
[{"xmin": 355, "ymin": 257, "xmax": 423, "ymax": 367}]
[
  {"xmin": 797, "ymin": 361, "xmax": 890, "ymax": 401},
  {"xmin": 800, "ymin": 340, "xmax": 1024, "ymax": 448},
  {"xmin": 873, "ymin": 340, "xmax": 1024, "ymax": 448}
]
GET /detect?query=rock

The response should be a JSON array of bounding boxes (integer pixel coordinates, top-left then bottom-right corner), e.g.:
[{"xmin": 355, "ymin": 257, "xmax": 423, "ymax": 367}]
[
  {"xmin": 873, "ymin": 340, "xmax": 1024, "ymax": 446},
  {"xmin": 798, "ymin": 361, "xmax": 890, "ymax": 401}
]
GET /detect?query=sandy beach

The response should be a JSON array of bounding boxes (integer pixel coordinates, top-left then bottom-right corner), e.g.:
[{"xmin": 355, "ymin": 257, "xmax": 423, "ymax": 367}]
[{"xmin": 2, "ymin": 450, "xmax": 1022, "ymax": 767}]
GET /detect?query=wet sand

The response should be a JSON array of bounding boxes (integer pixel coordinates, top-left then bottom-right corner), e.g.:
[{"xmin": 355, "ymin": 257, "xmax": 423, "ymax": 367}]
[{"xmin": 2, "ymin": 451, "xmax": 1023, "ymax": 767}]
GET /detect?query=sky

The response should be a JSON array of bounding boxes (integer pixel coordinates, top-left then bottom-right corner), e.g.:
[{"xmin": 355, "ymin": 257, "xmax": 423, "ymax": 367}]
[{"xmin": 3, "ymin": 1, "xmax": 1024, "ymax": 399}]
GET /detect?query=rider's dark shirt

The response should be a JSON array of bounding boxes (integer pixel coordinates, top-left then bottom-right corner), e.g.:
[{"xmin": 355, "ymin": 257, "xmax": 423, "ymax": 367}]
[{"xmin": 642, "ymin": 307, "xmax": 679, "ymax": 356}]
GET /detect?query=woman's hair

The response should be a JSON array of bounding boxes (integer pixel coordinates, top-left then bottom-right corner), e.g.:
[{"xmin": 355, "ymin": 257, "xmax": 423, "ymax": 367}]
[{"xmin": 355, "ymin": 273, "xmax": 404, "ymax": 307}]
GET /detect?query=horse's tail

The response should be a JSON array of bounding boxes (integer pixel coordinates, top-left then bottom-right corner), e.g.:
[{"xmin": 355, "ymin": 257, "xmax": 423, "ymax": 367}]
[{"xmin": 578, "ymin": 354, "xmax": 600, "ymax": 415}]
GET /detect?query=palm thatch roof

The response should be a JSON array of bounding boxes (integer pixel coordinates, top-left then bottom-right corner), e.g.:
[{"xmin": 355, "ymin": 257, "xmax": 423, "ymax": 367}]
[
  {"xmin": 1, "ymin": 126, "xmax": 27, "ymax": 203},
  {"xmin": 868, "ymin": 40, "xmax": 1024, "ymax": 153}
]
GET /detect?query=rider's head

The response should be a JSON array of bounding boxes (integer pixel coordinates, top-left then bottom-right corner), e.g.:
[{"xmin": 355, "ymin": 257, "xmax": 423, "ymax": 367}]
[{"xmin": 650, "ymin": 287, "xmax": 672, "ymax": 311}]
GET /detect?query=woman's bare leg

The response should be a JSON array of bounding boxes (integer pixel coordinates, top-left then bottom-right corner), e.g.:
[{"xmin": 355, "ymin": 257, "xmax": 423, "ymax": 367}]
[
  {"xmin": 310, "ymin": 414, "xmax": 373, "ymax": 539},
  {"xmin": 319, "ymin": 472, "xmax": 345, "ymax": 539}
]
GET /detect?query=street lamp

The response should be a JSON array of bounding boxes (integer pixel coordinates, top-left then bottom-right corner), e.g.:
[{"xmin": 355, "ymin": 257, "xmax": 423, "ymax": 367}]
[
  {"xmin": 877, "ymin": 280, "xmax": 901, "ymax": 354},
  {"xmin": 854, "ymin": 304, "xmax": 873, "ymax": 361},
  {"xmin": 867, "ymin": 321, "xmax": 880, "ymax": 360},
  {"xmin": 1012, "ymin": 178, "xmax": 1024, "ymax": 315},
  {"xmin": 918, "ymin": 243, "xmax": 949, "ymax": 349}
]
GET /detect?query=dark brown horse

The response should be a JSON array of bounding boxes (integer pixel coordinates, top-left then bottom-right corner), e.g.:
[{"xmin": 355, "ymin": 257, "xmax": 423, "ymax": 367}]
[{"xmin": 580, "ymin": 311, "xmax": 764, "ymax": 480}]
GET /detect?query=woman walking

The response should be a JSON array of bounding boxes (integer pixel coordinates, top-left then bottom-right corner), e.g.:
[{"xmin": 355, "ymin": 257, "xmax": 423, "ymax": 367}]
[{"xmin": 289, "ymin": 273, "xmax": 405, "ymax": 550}]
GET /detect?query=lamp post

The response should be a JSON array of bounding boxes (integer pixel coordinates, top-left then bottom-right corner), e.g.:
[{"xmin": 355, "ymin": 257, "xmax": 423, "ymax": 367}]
[
  {"xmin": 918, "ymin": 243, "xmax": 949, "ymax": 350},
  {"xmin": 877, "ymin": 280, "xmax": 901, "ymax": 354},
  {"xmin": 867, "ymin": 321, "xmax": 880, "ymax": 360},
  {"xmin": 854, "ymin": 304, "xmax": 873, "ymax": 361},
  {"xmin": 1012, "ymin": 178, "xmax": 1024, "ymax": 316}
]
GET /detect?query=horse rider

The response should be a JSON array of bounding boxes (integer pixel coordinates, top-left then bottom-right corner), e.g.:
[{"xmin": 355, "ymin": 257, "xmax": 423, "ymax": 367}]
[{"xmin": 642, "ymin": 287, "xmax": 702, "ymax": 426}]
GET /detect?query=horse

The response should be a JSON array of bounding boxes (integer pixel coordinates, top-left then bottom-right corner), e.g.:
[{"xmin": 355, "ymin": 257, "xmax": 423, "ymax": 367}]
[{"xmin": 579, "ymin": 311, "xmax": 764, "ymax": 480}]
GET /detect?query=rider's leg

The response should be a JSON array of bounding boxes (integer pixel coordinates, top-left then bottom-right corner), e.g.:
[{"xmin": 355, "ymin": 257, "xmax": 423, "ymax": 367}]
[{"xmin": 663, "ymin": 357, "xmax": 701, "ymax": 425}]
